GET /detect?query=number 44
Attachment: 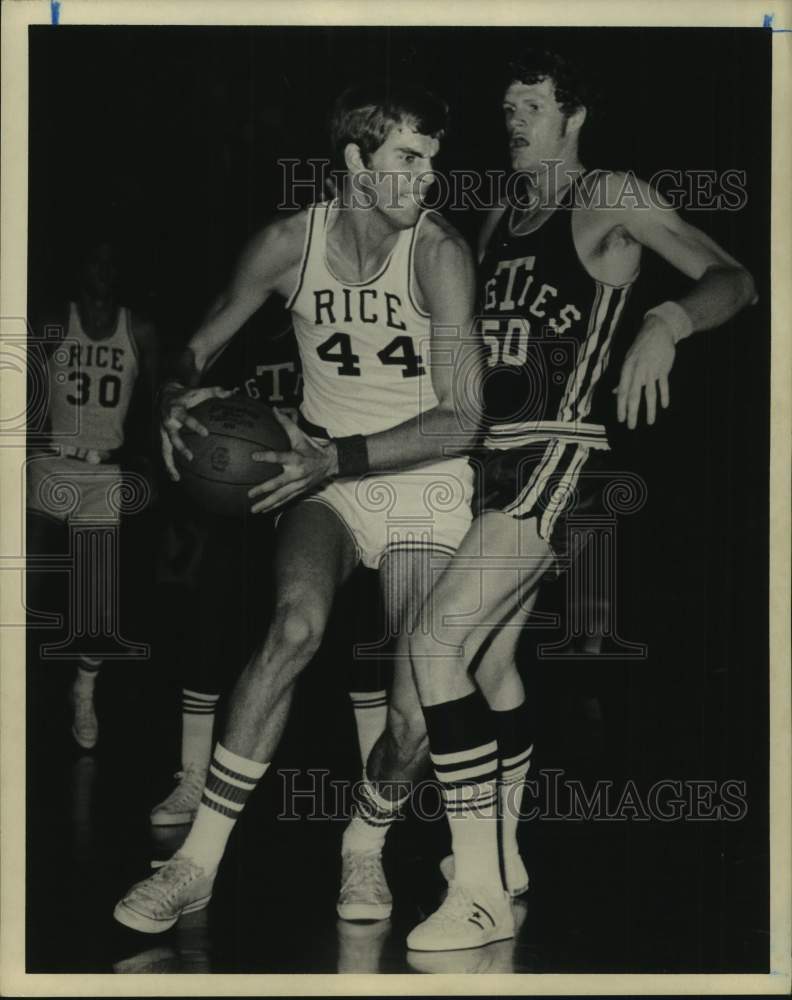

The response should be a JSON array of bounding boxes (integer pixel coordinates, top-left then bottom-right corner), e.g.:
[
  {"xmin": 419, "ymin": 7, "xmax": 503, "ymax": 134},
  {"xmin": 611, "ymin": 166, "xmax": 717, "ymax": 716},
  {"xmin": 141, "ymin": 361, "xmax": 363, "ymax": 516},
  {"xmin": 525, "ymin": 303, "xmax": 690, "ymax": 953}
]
[{"xmin": 316, "ymin": 332, "xmax": 426, "ymax": 378}]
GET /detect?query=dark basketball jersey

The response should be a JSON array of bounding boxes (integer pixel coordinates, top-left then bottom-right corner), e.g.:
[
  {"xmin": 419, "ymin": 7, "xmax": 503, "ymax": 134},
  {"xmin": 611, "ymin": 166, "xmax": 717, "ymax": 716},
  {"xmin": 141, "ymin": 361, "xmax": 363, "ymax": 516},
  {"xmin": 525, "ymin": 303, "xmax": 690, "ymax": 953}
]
[
  {"xmin": 203, "ymin": 299, "xmax": 302, "ymax": 409},
  {"xmin": 478, "ymin": 173, "xmax": 634, "ymax": 445}
]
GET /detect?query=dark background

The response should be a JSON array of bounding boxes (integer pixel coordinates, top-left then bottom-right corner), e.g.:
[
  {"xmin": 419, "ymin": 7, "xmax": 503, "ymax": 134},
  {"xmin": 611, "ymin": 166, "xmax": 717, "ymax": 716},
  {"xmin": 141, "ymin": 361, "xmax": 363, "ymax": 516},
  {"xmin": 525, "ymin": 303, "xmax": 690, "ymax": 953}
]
[{"xmin": 26, "ymin": 25, "xmax": 771, "ymax": 974}]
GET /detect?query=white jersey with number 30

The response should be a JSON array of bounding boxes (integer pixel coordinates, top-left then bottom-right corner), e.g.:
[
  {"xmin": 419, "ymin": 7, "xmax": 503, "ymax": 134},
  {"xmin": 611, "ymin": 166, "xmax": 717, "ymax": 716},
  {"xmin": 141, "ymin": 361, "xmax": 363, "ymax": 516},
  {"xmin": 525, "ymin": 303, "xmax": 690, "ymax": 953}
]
[{"xmin": 287, "ymin": 201, "xmax": 437, "ymax": 438}]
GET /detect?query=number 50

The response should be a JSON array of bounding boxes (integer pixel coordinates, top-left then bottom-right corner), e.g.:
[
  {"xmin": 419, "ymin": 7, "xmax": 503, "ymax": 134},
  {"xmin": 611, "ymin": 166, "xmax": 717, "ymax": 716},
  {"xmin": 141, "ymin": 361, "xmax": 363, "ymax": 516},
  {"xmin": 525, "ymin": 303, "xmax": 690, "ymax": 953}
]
[{"xmin": 481, "ymin": 319, "xmax": 529, "ymax": 367}]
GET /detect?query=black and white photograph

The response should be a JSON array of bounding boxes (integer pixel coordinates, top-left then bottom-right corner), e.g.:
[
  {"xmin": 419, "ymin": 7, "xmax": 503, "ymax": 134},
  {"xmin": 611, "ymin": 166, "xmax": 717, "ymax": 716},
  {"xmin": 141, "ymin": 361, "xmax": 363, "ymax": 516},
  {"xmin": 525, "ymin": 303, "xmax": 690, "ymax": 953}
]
[{"xmin": 1, "ymin": 1, "xmax": 789, "ymax": 994}]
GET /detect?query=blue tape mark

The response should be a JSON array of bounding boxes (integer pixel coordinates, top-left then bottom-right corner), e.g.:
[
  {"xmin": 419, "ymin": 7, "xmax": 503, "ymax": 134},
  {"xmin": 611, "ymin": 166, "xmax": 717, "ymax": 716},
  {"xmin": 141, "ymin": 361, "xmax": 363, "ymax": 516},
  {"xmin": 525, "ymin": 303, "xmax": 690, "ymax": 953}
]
[
  {"xmin": 763, "ymin": 12, "xmax": 792, "ymax": 29},
  {"xmin": 51, "ymin": 1, "xmax": 61, "ymax": 25}
]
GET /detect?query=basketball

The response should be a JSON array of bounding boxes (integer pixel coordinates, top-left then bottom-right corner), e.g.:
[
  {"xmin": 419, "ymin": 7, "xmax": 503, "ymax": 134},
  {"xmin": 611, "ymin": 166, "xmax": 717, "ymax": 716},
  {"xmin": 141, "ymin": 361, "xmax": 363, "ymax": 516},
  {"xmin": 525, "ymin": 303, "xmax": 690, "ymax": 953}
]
[{"xmin": 174, "ymin": 395, "xmax": 290, "ymax": 516}]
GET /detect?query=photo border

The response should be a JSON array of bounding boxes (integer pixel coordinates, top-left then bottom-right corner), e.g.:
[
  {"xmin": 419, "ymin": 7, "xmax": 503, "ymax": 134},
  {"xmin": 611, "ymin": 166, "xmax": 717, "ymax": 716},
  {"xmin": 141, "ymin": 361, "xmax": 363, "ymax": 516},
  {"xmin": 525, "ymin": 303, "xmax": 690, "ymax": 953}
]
[{"xmin": 1, "ymin": 1, "xmax": 789, "ymax": 995}]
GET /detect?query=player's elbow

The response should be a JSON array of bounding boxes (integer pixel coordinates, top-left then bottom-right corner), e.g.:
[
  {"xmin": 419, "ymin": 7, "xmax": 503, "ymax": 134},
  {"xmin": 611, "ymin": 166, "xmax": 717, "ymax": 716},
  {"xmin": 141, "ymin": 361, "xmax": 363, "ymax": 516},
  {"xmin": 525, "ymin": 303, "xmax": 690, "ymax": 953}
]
[
  {"xmin": 708, "ymin": 262, "xmax": 757, "ymax": 309},
  {"xmin": 738, "ymin": 267, "xmax": 758, "ymax": 307}
]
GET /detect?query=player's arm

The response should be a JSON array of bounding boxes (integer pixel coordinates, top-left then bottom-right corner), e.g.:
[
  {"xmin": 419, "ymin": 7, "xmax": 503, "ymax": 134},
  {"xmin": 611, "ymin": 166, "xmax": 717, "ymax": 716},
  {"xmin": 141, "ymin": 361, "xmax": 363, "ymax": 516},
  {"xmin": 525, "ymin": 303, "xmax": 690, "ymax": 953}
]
[
  {"xmin": 160, "ymin": 215, "xmax": 305, "ymax": 480},
  {"xmin": 132, "ymin": 316, "xmax": 160, "ymax": 402},
  {"xmin": 248, "ymin": 225, "xmax": 481, "ymax": 514},
  {"xmin": 603, "ymin": 174, "xmax": 757, "ymax": 428},
  {"xmin": 358, "ymin": 227, "xmax": 481, "ymax": 468},
  {"xmin": 33, "ymin": 305, "xmax": 70, "ymax": 442},
  {"xmin": 127, "ymin": 315, "xmax": 161, "ymax": 468}
]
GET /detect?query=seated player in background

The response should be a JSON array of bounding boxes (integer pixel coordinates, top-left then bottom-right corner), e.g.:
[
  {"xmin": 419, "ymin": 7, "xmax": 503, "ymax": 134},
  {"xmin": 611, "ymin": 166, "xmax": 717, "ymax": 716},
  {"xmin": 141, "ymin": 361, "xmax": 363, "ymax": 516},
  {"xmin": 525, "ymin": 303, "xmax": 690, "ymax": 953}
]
[
  {"xmin": 27, "ymin": 235, "xmax": 159, "ymax": 749},
  {"xmin": 342, "ymin": 47, "xmax": 757, "ymax": 952}
]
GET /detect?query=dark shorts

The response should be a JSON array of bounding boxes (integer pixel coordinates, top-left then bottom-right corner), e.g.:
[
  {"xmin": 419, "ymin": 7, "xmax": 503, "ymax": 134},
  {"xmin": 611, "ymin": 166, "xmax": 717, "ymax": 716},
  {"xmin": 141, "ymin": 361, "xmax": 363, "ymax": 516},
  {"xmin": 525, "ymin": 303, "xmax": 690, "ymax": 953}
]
[{"xmin": 470, "ymin": 440, "xmax": 612, "ymax": 557}]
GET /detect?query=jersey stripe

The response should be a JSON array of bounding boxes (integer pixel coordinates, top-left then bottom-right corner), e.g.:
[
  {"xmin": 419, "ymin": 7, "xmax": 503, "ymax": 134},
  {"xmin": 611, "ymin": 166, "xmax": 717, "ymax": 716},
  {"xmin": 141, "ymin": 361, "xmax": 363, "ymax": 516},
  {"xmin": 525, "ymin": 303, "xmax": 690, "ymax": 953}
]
[
  {"xmin": 483, "ymin": 419, "xmax": 610, "ymax": 450},
  {"xmin": 125, "ymin": 309, "xmax": 141, "ymax": 364},
  {"xmin": 576, "ymin": 285, "xmax": 631, "ymax": 419},
  {"xmin": 284, "ymin": 204, "xmax": 317, "ymax": 310},
  {"xmin": 538, "ymin": 443, "xmax": 589, "ymax": 540},
  {"xmin": 503, "ymin": 438, "xmax": 565, "ymax": 517},
  {"xmin": 407, "ymin": 210, "xmax": 432, "ymax": 318},
  {"xmin": 560, "ymin": 283, "xmax": 632, "ymax": 422},
  {"xmin": 558, "ymin": 283, "xmax": 608, "ymax": 421}
]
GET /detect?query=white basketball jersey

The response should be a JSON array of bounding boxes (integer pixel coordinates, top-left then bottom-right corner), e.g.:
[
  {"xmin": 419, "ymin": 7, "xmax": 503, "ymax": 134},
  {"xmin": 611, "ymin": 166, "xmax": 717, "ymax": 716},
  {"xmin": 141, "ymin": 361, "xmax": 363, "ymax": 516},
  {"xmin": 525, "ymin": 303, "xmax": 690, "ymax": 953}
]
[
  {"xmin": 287, "ymin": 201, "xmax": 436, "ymax": 438},
  {"xmin": 47, "ymin": 303, "xmax": 139, "ymax": 452}
]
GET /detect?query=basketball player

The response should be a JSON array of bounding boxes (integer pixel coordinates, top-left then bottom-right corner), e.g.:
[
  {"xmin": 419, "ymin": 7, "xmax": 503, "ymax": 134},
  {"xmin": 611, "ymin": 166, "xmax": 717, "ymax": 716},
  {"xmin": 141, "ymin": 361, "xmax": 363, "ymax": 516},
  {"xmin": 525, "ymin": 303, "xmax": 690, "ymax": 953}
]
[
  {"xmin": 149, "ymin": 307, "xmax": 302, "ymax": 825},
  {"xmin": 113, "ymin": 82, "xmax": 482, "ymax": 932},
  {"xmin": 27, "ymin": 237, "xmax": 159, "ymax": 749},
  {"xmin": 340, "ymin": 48, "xmax": 758, "ymax": 953},
  {"xmin": 149, "ymin": 309, "xmax": 389, "ymax": 826}
]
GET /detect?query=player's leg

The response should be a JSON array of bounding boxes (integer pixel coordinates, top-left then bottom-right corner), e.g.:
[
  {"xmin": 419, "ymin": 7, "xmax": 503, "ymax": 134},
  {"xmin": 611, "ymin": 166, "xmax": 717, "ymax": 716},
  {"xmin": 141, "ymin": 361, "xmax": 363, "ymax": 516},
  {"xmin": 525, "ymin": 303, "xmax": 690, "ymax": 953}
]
[
  {"xmin": 114, "ymin": 501, "xmax": 358, "ymax": 933},
  {"xmin": 26, "ymin": 457, "xmax": 109, "ymax": 747},
  {"xmin": 478, "ymin": 605, "xmax": 540, "ymax": 896},
  {"xmin": 370, "ymin": 547, "xmax": 450, "ymax": 785},
  {"xmin": 348, "ymin": 668, "xmax": 389, "ymax": 770},
  {"xmin": 72, "ymin": 513, "xmax": 111, "ymax": 750},
  {"xmin": 337, "ymin": 547, "xmax": 451, "ymax": 920},
  {"xmin": 26, "ymin": 508, "xmax": 93, "ymax": 748},
  {"xmin": 219, "ymin": 502, "xmax": 356, "ymax": 760},
  {"xmin": 345, "ymin": 570, "xmax": 390, "ymax": 770},
  {"xmin": 437, "ymin": 604, "xmax": 539, "ymax": 898},
  {"xmin": 151, "ymin": 510, "xmax": 238, "ymax": 826},
  {"xmin": 404, "ymin": 512, "xmax": 553, "ymax": 951},
  {"xmin": 69, "ymin": 469, "xmax": 128, "ymax": 747},
  {"xmin": 71, "ymin": 654, "xmax": 101, "ymax": 749}
]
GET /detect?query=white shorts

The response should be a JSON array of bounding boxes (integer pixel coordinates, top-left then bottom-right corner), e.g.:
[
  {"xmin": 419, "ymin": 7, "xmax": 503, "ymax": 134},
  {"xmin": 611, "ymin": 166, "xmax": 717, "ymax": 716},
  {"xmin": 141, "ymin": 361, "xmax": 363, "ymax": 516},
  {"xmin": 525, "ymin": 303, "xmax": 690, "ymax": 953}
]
[
  {"xmin": 300, "ymin": 457, "xmax": 473, "ymax": 570},
  {"xmin": 27, "ymin": 453, "xmax": 125, "ymax": 523}
]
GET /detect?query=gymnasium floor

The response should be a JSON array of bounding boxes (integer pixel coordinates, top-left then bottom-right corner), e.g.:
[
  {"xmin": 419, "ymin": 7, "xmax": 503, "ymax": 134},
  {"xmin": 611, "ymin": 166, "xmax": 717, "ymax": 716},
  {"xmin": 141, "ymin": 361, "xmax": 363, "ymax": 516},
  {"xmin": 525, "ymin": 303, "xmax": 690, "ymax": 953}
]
[{"xmin": 26, "ymin": 551, "xmax": 769, "ymax": 977}]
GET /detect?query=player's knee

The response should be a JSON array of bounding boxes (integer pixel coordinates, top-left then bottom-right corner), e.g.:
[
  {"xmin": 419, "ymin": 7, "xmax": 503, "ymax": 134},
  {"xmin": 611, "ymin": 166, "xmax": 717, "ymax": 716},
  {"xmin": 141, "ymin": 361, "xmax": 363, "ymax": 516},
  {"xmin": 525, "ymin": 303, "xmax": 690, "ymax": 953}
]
[
  {"xmin": 407, "ymin": 630, "xmax": 465, "ymax": 680},
  {"xmin": 271, "ymin": 597, "xmax": 326, "ymax": 663}
]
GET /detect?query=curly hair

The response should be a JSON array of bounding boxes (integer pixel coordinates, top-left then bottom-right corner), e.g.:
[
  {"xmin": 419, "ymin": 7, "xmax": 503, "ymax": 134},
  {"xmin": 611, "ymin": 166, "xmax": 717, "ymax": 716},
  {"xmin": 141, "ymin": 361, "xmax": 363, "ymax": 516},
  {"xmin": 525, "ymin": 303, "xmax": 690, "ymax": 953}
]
[{"xmin": 504, "ymin": 48, "xmax": 594, "ymax": 119}]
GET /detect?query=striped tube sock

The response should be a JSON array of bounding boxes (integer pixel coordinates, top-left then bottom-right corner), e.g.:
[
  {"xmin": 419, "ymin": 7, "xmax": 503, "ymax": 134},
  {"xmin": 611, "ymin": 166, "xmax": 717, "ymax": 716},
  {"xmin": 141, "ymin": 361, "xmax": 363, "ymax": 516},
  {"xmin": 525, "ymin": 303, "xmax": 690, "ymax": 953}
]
[
  {"xmin": 349, "ymin": 690, "xmax": 388, "ymax": 766},
  {"xmin": 178, "ymin": 743, "xmax": 269, "ymax": 873},
  {"xmin": 342, "ymin": 775, "xmax": 409, "ymax": 855},
  {"xmin": 181, "ymin": 689, "xmax": 220, "ymax": 772},
  {"xmin": 424, "ymin": 690, "xmax": 502, "ymax": 890},
  {"xmin": 494, "ymin": 701, "xmax": 533, "ymax": 888}
]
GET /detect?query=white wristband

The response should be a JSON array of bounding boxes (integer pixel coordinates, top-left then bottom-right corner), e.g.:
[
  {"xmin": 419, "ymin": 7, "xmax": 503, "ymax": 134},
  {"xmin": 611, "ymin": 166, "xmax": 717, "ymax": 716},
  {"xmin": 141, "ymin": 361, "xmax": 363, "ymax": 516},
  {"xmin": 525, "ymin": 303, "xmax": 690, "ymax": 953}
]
[{"xmin": 643, "ymin": 300, "xmax": 693, "ymax": 345}]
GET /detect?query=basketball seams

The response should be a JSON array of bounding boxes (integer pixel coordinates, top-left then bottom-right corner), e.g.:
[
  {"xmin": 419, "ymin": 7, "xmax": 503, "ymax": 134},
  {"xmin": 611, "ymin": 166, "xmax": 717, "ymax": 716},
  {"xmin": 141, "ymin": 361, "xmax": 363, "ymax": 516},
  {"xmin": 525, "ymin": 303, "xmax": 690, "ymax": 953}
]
[
  {"xmin": 175, "ymin": 468, "xmax": 274, "ymax": 487},
  {"xmin": 173, "ymin": 399, "xmax": 289, "ymax": 510},
  {"xmin": 178, "ymin": 430, "xmax": 284, "ymax": 484},
  {"xmin": 181, "ymin": 430, "xmax": 288, "ymax": 452}
]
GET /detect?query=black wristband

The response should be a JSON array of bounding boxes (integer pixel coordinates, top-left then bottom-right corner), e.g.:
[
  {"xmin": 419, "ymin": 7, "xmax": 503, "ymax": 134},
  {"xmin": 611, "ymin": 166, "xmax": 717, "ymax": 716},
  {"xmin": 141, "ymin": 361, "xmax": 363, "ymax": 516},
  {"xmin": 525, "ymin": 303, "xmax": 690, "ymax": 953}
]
[{"xmin": 334, "ymin": 435, "xmax": 369, "ymax": 478}]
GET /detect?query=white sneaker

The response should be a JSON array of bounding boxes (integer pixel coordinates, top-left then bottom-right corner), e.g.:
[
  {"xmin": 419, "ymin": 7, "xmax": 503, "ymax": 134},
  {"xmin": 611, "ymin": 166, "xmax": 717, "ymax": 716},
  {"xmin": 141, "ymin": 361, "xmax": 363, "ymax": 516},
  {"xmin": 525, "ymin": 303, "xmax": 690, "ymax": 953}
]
[
  {"xmin": 71, "ymin": 684, "xmax": 98, "ymax": 750},
  {"xmin": 150, "ymin": 765, "xmax": 206, "ymax": 826},
  {"xmin": 337, "ymin": 850, "xmax": 392, "ymax": 921},
  {"xmin": 406, "ymin": 882, "xmax": 514, "ymax": 952},
  {"xmin": 113, "ymin": 945, "xmax": 179, "ymax": 974},
  {"xmin": 407, "ymin": 936, "xmax": 515, "ymax": 973},
  {"xmin": 440, "ymin": 853, "xmax": 530, "ymax": 898},
  {"xmin": 113, "ymin": 855, "xmax": 215, "ymax": 934}
]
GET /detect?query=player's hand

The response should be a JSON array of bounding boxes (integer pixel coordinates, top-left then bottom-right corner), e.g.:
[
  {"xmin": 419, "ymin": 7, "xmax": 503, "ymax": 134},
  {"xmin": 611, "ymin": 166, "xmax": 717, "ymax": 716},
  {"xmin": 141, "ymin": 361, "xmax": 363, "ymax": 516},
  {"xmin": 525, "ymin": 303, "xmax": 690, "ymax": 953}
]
[
  {"xmin": 614, "ymin": 318, "xmax": 676, "ymax": 429},
  {"xmin": 248, "ymin": 408, "xmax": 335, "ymax": 513},
  {"xmin": 160, "ymin": 383, "xmax": 234, "ymax": 481}
]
